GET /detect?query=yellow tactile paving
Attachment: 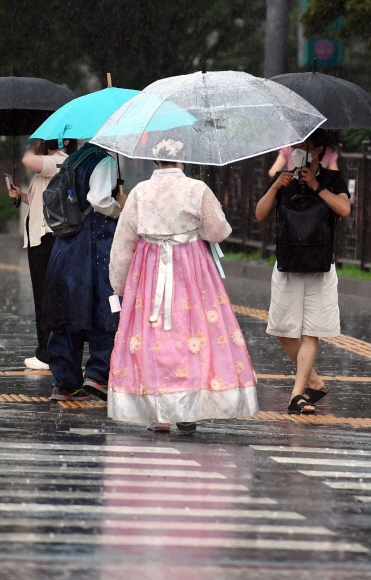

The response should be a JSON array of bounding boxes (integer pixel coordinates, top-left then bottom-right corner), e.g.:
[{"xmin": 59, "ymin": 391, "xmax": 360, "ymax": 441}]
[
  {"xmin": 0, "ymin": 393, "xmax": 107, "ymax": 408},
  {"xmin": 0, "ymin": 392, "xmax": 368, "ymax": 426},
  {"xmin": 322, "ymin": 335, "xmax": 371, "ymax": 358},
  {"xmin": 2, "ymin": 370, "xmax": 371, "ymax": 383},
  {"xmin": 232, "ymin": 304, "xmax": 371, "ymax": 360},
  {"xmin": 245, "ymin": 411, "xmax": 371, "ymax": 428},
  {"xmin": 0, "ymin": 262, "xmax": 30, "ymax": 274},
  {"xmin": 257, "ymin": 374, "xmax": 371, "ymax": 382},
  {"xmin": 3, "ymin": 370, "xmax": 52, "ymax": 376},
  {"xmin": 232, "ymin": 305, "xmax": 269, "ymax": 321}
]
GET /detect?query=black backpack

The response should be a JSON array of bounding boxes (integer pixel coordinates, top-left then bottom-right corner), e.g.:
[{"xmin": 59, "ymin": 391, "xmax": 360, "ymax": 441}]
[
  {"xmin": 276, "ymin": 182, "xmax": 335, "ymax": 273},
  {"xmin": 43, "ymin": 147, "xmax": 103, "ymax": 238}
]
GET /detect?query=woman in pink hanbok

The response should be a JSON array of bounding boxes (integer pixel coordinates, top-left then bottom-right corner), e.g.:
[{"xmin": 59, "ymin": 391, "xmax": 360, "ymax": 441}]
[{"xmin": 108, "ymin": 140, "xmax": 258, "ymax": 433}]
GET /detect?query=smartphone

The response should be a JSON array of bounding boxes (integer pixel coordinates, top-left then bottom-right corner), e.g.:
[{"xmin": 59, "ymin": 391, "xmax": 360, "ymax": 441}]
[{"xmin": 4, "ymin": 173, "xmax": 12, "ymax": 191}]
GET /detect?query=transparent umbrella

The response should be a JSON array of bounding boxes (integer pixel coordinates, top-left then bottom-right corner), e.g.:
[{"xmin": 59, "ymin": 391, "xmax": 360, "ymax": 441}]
[{"xmin": 91, "ymin": 70, "xmax": 326, "ymax": 166}]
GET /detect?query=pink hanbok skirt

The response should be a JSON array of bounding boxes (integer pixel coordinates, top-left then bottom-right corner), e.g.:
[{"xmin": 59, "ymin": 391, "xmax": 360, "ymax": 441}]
[{"xmin": 108, "ymin": 239, "xmax": 258, "ymax": 424}]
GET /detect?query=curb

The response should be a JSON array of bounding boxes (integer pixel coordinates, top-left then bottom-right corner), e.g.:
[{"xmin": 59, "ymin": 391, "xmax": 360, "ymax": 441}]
[{"xmin": 222, "ymin": 260, "xmax": 371, "ymax": 299}]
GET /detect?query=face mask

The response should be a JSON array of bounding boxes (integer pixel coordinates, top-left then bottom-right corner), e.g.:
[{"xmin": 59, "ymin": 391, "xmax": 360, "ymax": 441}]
[{"xmin": 291, "ymin": 147, "xmax": 314, "ymax": 168}]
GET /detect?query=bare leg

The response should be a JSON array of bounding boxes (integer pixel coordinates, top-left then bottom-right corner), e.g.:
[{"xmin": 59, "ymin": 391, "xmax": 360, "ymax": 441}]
[
  {"xmin": 278, "ymin": 336, "xmax": 324, "ymax": 390},
  {"xmin": 291, "ymin": 335, "xmax": 318, "ymax": 402},
  {"xmin": 278, "ymin": 335, "xmax": 318, "ymax": 411}
]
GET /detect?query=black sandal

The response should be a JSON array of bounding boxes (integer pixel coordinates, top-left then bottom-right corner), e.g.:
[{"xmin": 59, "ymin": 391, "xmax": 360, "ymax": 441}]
[
  {"xmin": 304, "ymin": 386, "xmax": 329, "ymax": 405},
  {"xmin": 288, "ymin": 395, "xmax": 316, "ymax": 415}
]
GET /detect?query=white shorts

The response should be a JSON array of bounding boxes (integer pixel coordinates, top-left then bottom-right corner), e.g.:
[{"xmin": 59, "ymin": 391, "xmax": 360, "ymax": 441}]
[{"xmin": 266, "ymin": 263, "xmax": 340, "ymax": 339}]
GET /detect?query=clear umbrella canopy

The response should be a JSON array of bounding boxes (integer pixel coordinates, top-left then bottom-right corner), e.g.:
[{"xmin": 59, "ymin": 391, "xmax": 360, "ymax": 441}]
[{"xmin": 91, "ymin": 71, "xmax": 326, "ymax": 166}]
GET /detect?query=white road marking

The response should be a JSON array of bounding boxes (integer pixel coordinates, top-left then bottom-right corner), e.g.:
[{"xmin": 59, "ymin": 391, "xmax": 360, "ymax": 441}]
[
  {"xmin": 251, "ymin": 446, "xmax": 371, "ymax": 457},
  {"xmin": 0, "ymin": 453, "xmax": 200, "ymax": 466},
  {"xmin": 354, "ymin": 496, "xmax": 371, "ymax": 503},
  {"xmin": 1, "ymin": 478, "xmax": 247, "ymax": 491},
  {"xmin": 298, "ymin": 471, "xmax": 371, "ymax": 479},
  {"xmin": 325, "ymin": 482, "xmax": 371, "ymax": 490},
  {"xmin": 0, "ymin": 503, "xmax": 305, "ymax": 519},
  {"xmin": 0, "ymin": 466, "xmax": 226, "ymax": 479},
  {"xmin": 271, "ymin": 457, "xmax": 371, "ymax": 468},
  {"xmin": 0, "ymin": 442, "xmax": 180, "ymax": 454},
  {"xmin": 0, "ymin": 533, "xmax": 364, "ymax": 551},
  {"xmin": 0, "ymin": 490, "xmax": 276, "ymax": 504},
  {"xmin": 0, "ymin": 519, "xmax": 334, "ymax": 535}
]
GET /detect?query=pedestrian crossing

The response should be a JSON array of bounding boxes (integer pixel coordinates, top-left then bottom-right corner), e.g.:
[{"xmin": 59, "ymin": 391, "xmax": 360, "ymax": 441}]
[
  {"xmin": 0, "ymin": 440, "xmax": 366, "ymax": 555},
  {"xmin": 251, "ymin": 444, "xmax": 371, "ymax": 515}
]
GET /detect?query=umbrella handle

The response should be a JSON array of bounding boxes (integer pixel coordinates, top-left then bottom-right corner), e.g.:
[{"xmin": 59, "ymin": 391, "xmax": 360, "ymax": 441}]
[
  {"xmin": 13, "ymin": 195, "xmax": 21, "ymax": 208},
  {"xmin": 117, "ymin": 178, "xmax": 125, "ymax": 197}
]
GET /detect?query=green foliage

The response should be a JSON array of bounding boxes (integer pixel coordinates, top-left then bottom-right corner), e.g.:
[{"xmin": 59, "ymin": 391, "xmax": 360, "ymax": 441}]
[
  {"xmin": 223, "ymin": 249, "xmax": 276, "ymax": 265},
  {"xmin": 341, "ymin": 129, "xmax": 371, "ymax": 151},
  {"xmin": 0, "ymin": 194, "xmax": 19, "ymax": 233},
  {"xmin": 223, "ymin": 250, "xmax": 371, "ymax": 279},
  {"xmin": 336, "ymin": 263, "xmax": 371, "ymax": 279},
  {"xmin": 266, "ymin": 254, "xmax": 276, "ymax": 266},
  {"xmin": 1, "ymin": 0, "xmax": 266, "ymax": 94},
  {"xmin": 299, "ymin": 0, "xmax": 371, "ymax": 95},
  {"xmin": 302, "ymin": 0, "xmax": 371, "ymax": 40},
  {"xmin": 301, "ymin": 0, "xmax": 346, "ymax": 38},
  {"xmin": 223, "ymin": 250, "xmax": 260, "ymax": 261}
]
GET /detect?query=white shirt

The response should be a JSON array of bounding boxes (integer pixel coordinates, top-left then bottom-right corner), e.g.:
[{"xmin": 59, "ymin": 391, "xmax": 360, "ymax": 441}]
[
  {"xmin": 87, "ymin": 155, "xmax": 121, "ymax": 219},
  {"xmin": 23, "ymin": 150, "xmax": 68, "ymax": 248}
]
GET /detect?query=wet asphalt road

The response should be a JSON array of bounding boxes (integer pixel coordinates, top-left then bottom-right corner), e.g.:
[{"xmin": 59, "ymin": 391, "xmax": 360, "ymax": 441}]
[{"xmin": 0, "ymin": 223, "xmax": 371, "ymax": 579}]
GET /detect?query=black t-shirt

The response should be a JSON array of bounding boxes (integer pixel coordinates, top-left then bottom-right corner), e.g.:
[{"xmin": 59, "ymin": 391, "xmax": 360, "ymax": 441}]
[{"xmin": 267, "ymin": 165, "xmax": 350, "ymax": 204}]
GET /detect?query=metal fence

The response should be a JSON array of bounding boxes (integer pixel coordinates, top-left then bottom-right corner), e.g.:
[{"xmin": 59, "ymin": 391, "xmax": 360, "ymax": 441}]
[{"xmin": 192, "ymin": 143, "xmax": 371, "ymax": 269}]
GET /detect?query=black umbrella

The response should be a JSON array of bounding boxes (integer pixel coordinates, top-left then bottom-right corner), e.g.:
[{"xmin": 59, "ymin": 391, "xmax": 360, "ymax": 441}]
[
  {"xmin": 272, "ymin": 62, "xmax": 371, "ymax": 129},
  {"xmin": 0, "ymin": 75, "xmax": 75, "ymax": 205},
  {"xmin": 0, "ymin": 75, "xmax": 76, "ymax": 135}
]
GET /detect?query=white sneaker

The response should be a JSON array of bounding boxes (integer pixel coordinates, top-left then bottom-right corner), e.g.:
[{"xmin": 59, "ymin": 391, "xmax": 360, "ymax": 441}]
[{"xmin": 24, "ymin": 357, "xmax": 50, "ymax": 370}]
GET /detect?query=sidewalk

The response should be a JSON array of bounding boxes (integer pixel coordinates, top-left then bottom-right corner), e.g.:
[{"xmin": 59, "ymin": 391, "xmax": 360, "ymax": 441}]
[{"xmin": 0, "ymin": 223, "xmax": 371, "ymax": 578}]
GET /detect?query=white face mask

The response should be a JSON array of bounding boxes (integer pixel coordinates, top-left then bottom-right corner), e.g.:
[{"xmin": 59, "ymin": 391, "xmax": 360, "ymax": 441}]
[{"xmin": 291, "ymin": 147, "xmax": 315, "ymax": 168}]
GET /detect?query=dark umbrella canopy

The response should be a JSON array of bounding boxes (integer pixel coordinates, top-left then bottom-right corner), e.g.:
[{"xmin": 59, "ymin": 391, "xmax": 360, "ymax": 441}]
[
  {"xmin": 271, "ymin": 71, "xmax": 371, "ymax": 129},
  {"xmin": 0, "ymin": 76, "xmax": 76, "ymax": 135}
]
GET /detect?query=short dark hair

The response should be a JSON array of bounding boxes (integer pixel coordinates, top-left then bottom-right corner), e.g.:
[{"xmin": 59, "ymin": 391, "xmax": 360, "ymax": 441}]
[
  {"xmin": 308, "ymin": 129, "xmax": 328, "ymax": 160},
  {"xmin": 44, "ymin": 138, "xmax": 77, "ymax": 155}
]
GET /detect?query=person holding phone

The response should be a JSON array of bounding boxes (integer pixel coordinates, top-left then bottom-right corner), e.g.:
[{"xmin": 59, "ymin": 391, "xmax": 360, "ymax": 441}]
[{"xmin": 9, "ymin": 138, "xmax": 76, "ymax": 370}]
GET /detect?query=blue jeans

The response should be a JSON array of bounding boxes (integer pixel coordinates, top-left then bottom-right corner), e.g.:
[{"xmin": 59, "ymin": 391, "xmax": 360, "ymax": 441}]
[{"xmin": 48, "ymin": 272, "xmax": 116, "ymax": 391}]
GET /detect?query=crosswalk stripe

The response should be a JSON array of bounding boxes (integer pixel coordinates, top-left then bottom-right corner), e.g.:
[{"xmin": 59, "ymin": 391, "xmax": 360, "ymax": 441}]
[
  {"xmin": 354, "ymin": 496, "xmax": 371, "ymax": 503},
  {"xmin": 326, "ymin": 482, "xmax": 371, "ymax": 490},
  {"xmin": 0, "ymin": 478, "xmax": 247, "ymax": 490},
  {"xmin": 0, "ymin": 503, "xmax": 305, "ymax": 519},
  {"xmin": 270, "ymin": 457, "xmax": 371, "ymax": 468},
  {"xmin": 0, "ymin": 490, "xmax": 276, "ymax": 504},
  {"xmin": 0, "ymin": 533, "xmax": 364, "ymax": 551},
  {"xmin": 298, "ymin": 470, "xmax": 371, "ymax": 479},
  {"xmin": 0, "ymin": 453, "xmax": 201, "ymax": 466},
  {"xmin": 0, "ymin": 465, "xmax": 226, "ymax": 478},
  {"xmin": 251, "ymin": 445, "xmax": 371, "ymax": 457},
  {"xmin": 0, "ymin": 519, "xmax": 334, "ymax": 535},
  {"xmin": 0, "ymin": 442, "xmax": 181, "ymax": 454}
]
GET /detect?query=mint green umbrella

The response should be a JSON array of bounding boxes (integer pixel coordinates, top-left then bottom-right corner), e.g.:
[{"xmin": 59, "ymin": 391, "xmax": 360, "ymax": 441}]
[{"xmin": 30, "ymin": 86, "xmax": 140, "ymax": 141}]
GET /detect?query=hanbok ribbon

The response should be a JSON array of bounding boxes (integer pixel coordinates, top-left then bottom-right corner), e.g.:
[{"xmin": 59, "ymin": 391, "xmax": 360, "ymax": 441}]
[
  {"xmin": 143, "ymin": 230, "xmax": 199, "ymax": 331},
  {"xmin": 143, "ymin": 231, "xmax": 226, "ymax": 331},
  {"xmin": 210, "ymin": 243, "xmax": 225, "ymax": 279}
]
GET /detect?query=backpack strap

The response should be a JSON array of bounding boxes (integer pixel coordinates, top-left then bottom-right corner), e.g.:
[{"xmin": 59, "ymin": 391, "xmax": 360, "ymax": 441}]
[
  {"xmin": 70, "ymin": 147, "xmax": 106, "ymax": 170},
  {"xmin": 83, "ymin": 206, "xmax": 93, "ymax": 217}
]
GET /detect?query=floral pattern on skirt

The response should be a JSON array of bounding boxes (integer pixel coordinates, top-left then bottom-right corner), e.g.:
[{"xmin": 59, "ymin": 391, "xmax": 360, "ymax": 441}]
[{"xmin": 108, "ymin": 239, "xmax": 258, "ymax": 423}]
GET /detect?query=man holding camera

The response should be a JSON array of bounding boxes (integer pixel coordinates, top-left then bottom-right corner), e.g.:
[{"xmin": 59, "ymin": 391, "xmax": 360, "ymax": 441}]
[{"xmin": 256, "ymin": 129, "xmax": 350, "ymax": 415}]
